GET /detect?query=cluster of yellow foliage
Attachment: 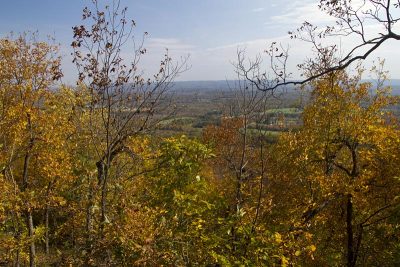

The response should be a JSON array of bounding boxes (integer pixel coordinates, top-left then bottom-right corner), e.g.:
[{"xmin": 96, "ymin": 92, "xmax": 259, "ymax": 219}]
[{"xmin": 1, "ymin": 33, "xmax": 400, "ymax": 266}]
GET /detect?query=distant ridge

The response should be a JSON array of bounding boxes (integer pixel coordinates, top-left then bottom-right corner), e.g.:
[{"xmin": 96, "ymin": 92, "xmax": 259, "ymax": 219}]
[
  {"xmin": 171, "ymin": 79, "xmax": 400, "ymax": 94},
  {"xmin": 171, "ymin": 80, "xmax": 296, "ymax": 91}
]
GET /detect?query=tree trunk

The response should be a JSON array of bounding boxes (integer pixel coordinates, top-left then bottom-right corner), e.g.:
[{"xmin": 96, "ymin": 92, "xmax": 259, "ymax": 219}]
[
  {"xmin": 96, "ymin": 160, "xmax": 108, "ymax": 233},
  {"xmin": 15, "ymin": 248, "xmax": 20, "ymax": 267},
  {"xmin": 86, "ymin": 186, "xmax": 93, "ymax": 234},
  {"xmin": 101, "ymin": 179, "xmax": 107, "ymax": 226},
  {"xmin": 45, "ymin": 205, "xmax": 49, "ymax": 255},
  {"xmin": 27, "ymin": 211, "xmax": 36, "ymax": 267},
  {"xmin": 13, "ymin": 213, "xmax": 21, "ymax": 267},
  {"xmin": 85, "ymin": 175, "xmax": 94, "ymax": 263},
  {"xmin": 346, "ymin": 194, "xmax": 355, "ymax": 267},
  {"xmin": 22, "ymin": 149, "xmax": 35, "ymax": 267}
]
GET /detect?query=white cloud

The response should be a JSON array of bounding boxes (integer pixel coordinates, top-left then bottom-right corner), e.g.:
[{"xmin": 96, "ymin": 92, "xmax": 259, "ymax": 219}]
[
  {"xmin": 252, "ymin": 7, "xmax": 265, "ymax": 13},
  {"xmin": 265, "ymin": 0, "xmax": 334, "ymax": 26},
  {"xmin": 59, "ymin": 0, "xmax": 400, "ymax": 84},
  {"xmin": 206, "ymin": 38, "xmax": 274, "ymax": 52},
  {"xmin": 146, "ymin": 38, "xmax": 195, "ymax": 51},
  {"xmin": 184, "ymin": 19, "xmax": 400, "ymax": 81},
  {"xmin": 183, "ymin": 35, "xmax": 309, "ymax": 81},
  {"xmin": 265, "ymin": 0, "xmax": 387, "ymax": 28}
]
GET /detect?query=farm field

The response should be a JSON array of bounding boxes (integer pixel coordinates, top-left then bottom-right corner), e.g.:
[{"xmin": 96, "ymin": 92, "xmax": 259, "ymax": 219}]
[{"xmin": 156, "ymin": 85, "xmax": 305, "ymax": 139}]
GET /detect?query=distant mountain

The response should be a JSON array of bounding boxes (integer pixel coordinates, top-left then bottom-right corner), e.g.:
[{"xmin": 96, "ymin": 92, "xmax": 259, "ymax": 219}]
[
  {"xmin": 391, "ymin": 79, "xmax": 400, "ymax": 86},
  {"xmin": 172, "ymin": 79, "xmax": 400, "ymax": 94},
  {"xmin": 362, "ymin": 79, "xmax": 400, "ymax": 95},
  {"xmin": 171, "ymin": 80, "xmax": 234, "ymax": 91},
  {"xmin": 171, "ymin": 80, "xmax": 297, "ymax": 92}
]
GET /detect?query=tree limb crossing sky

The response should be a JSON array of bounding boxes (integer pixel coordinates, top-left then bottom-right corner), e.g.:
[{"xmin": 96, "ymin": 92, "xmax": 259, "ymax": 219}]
[{"xmin": 1, "ymin": 0, "xmax": 399, "ymax": 84}]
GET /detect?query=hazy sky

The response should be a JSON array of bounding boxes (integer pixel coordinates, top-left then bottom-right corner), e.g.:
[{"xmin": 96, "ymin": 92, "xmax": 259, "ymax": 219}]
[{"xmin": 1, "ymin": 0, "xmax": 399, "ymax": 84}]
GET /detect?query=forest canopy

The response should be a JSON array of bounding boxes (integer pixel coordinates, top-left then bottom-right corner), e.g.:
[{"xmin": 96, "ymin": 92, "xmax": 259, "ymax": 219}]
[{"xmin": 1, "ymin": 1, "xmax": 400, "ymax": 266}]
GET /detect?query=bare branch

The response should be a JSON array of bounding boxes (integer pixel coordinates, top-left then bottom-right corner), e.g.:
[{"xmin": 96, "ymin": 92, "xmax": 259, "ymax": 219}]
[{"xmin": 249, "ymin": 0, "xmax": 400, "ymax": 91}]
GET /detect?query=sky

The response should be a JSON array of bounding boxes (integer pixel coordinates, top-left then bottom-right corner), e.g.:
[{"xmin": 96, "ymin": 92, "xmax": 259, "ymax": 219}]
[{"xmin": 1, "ymin": 0, "xmax": 399, "ymax": 85}]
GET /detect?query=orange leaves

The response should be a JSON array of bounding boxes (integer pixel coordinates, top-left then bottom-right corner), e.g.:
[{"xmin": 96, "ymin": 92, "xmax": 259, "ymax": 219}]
[{"xmin": 203, "ymin": 117, "xmax": 244, "ymax": 147}]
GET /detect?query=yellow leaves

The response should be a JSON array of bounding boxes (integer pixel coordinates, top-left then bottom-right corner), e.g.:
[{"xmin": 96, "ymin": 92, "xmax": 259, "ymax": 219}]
[
  {"xmin": 192, "ymin": 218, "xmax": 205, "ymax": 230},
  {"xmin": 271, "ymin": 68, "xmax": 400, "ymax": 266},
  {"xmin": 127, "ymin": 136, "xmax": 151, "ymax": 156},
  {"xmin": 281, "ymin": 255, "xmax": 289, "ymax": 267},
  {"xmin": 49, "ymin": 196, "xmax": 67, "ymax": 207},
  {"xmin": 274, "ymin": 232, "xmax": 283, "ymax": 244}
]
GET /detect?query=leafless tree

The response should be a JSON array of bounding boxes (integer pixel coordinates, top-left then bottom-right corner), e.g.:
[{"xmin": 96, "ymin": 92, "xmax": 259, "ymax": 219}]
[
  {"xmin": 245, "ymin": 0, "xmax": 400, "ymax": 91},
  {"xmin": 71, "ymin": 0, "xmax": 188, "ymax": 250},
  {"xmin": 216, "ymin": 48, "xmax": 281, "ymax": 258}
]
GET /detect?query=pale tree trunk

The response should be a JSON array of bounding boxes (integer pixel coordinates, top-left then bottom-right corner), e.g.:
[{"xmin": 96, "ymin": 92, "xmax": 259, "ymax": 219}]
[
  {"xmin": 97, "ymin": 147, "xmax": 120, "ymax": 234},
  {"xmin": 27, "ymin": 211, "xmax": 35, "ymax": 267},
  {"xmin": 22, "ymin": 149, "xmax": 35, "ymax": 267},
  {"xmin": 44, "ymin": 182, "xmax": 52, "ymax": 257}
]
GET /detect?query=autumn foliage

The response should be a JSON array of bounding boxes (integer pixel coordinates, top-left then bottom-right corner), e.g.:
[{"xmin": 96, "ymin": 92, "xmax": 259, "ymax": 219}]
[{"xmin": 1, "ymin": 2, "xmax": 400, "ymax": 267}]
